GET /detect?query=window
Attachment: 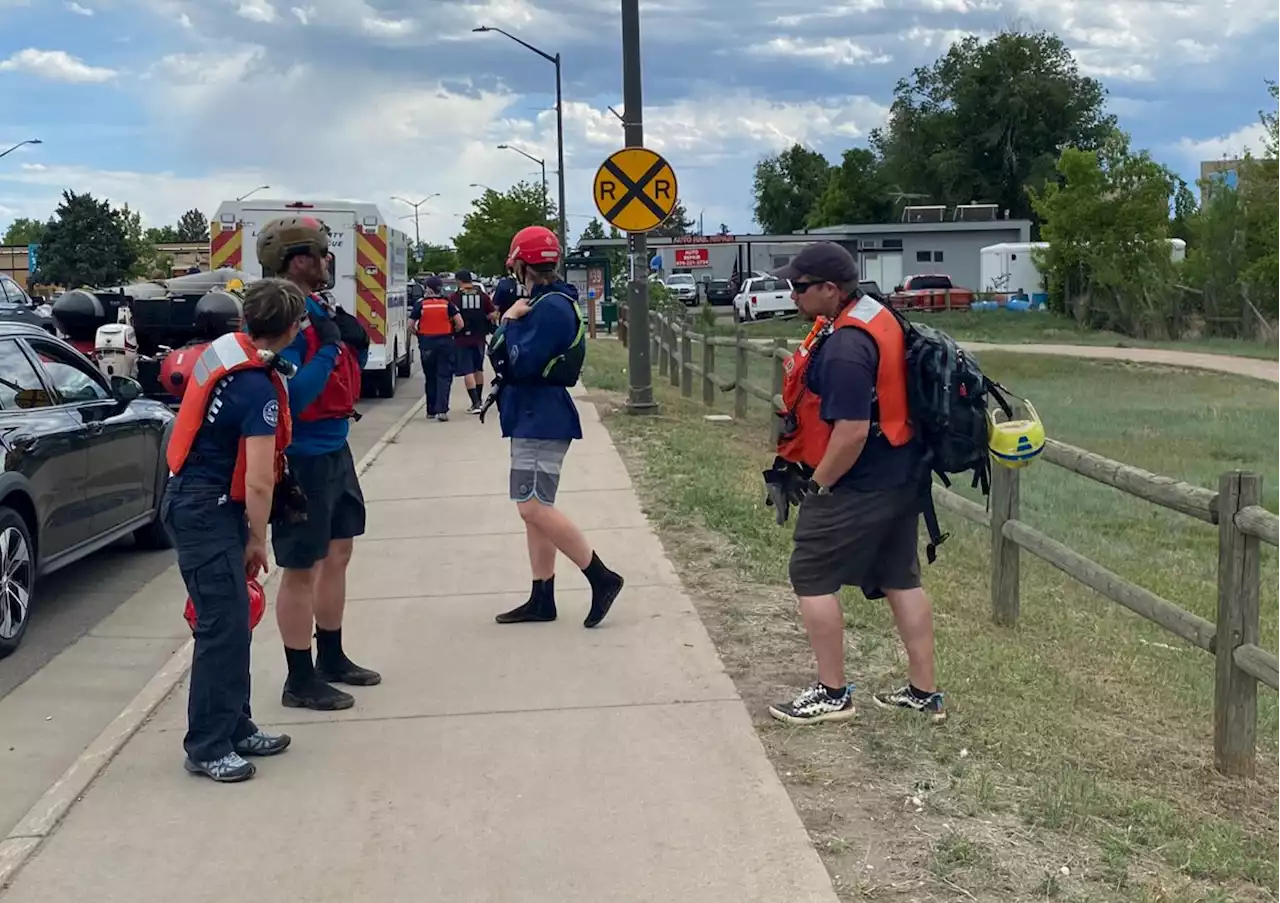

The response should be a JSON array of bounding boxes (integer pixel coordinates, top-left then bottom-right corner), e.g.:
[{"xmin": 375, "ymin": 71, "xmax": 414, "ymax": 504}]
[
  {"xmin": 881, "ymin": 239, "xmax": 903, "ymax": 250},
  {"xmin": 0, "ymin": 340, "xmax": 53, "ymax": 410},
  {"xmin": 916, "ymin": 250, "xmax": 932, "ymax": 263},
  {"xmin": 933, "ymin": 251, "xmax": 944, "ymax": 263},
  {"xmin": 26, "ymin": 339, "xmax": 109, "ymax": 404},
  {"xmin": 0, "ymin": 276, "xmax": 24, "ymax": 304}
]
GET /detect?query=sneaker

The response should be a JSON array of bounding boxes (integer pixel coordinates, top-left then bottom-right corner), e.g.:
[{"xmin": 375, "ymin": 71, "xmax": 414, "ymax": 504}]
[
  {"xmin": 281, "ymin": 677, "xmax": 355, "ymax": 711},
  {"xmin": 234, "ymin": 730, "xmax": 292, "ymax": 757},
  {"xmin": 872, "ymin": 685, "xmax": 947, "ymax": 723},
  {"xmin": 467, "ymin": 403, "xmax": 483, "ymax": 415},
  {"xmin": 768, "ymin": 683, "xmax": 856, "ymax": 725},
  {"xmin": 437, "ymin": 412, "xmax": 450, "ymax": 422},
  {"xmin": 184, "ymin": 751, "xmax": 256, "ymax": 783},
  {"xmin": 316, "ymin": 658, "xmax": 383, "ymax": 686}
]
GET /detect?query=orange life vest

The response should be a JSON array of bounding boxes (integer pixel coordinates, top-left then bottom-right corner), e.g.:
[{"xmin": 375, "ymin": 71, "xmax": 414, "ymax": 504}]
[
  {"xmin": 776, "ymin": 296, "xmax": 913, "ymax": 470},
  {"xmin": 417, "ymin": 297, "xmax": 454, "ymax": 337},
  {"xmin": 166, "ymin": 332, "xmax": 292, "ymax": 501}
]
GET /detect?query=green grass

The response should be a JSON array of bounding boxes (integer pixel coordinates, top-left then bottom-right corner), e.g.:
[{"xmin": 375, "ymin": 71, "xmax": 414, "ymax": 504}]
[
  {"xmin": 584, "ymin": 336, "xmax": 1279, "ymax": 903},
  {"xmin": 700, "ymin": 308, "xmax": 1279, "ymax": 360}
]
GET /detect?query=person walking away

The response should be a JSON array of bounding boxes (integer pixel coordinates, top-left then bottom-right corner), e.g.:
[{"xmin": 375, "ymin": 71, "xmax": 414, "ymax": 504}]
[
  {"xmin": 762, "ymin": 242, "xmax": 946, "ymax": 725},
  {"xmin": 449, "ymin": 270, "xmax": 497, "ymax": 414},
  {"xmin": 489, "ymin": 225, "xmax": 625, "ymax": 628},
  {"xmin": 256, "ymin": 217, "xmax": 381, "ymax": 712},
  {"xmin": 163, "ymin": 278, "xmax": 305, "ymax": 782},
  {"xmin": 411, "ymin": 275, "xmax": 463, "ymax": 421},
  {"xmin": 492, "ymin": 270, "xmax": 521, "ymax": 317}
]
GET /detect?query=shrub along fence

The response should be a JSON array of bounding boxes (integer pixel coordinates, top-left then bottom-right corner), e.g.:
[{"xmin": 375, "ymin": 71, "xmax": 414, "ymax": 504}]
[{"xmin": 618, "ymin": 307, "xmax": 1279, "ymax": 778}]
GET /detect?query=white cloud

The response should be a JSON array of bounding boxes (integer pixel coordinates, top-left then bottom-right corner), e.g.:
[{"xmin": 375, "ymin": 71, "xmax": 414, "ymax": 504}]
[
  {"xmin": 235, "ymin": 0, "xmax": 278, "ymax": 23},
  {"xmin": 747, "ymin": 37, "xmax": 892, "ymax": 67},
  {"xmin": 0, "ymin": 49, "xmax": 118, "ymax": 83},
  {"xmin": 290, "ymin": 5, "xmax": 311, "ymax": 24},
  {"xmin": 1175, "ymin": 122, "xmax": 1269, "ymax": 164},
  {"xmin": 66, "ymin": 1, "xmax": 94, "ymax": 15},
  {"xmin": 362, "ymin": 15, "xmax": 415, "ymax": 37}
]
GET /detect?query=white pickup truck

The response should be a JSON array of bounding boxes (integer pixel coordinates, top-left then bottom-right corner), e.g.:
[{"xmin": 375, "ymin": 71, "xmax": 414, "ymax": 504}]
[{"xmin": 733, "ymin": 276, "xmax": 794, "ymax": 321}]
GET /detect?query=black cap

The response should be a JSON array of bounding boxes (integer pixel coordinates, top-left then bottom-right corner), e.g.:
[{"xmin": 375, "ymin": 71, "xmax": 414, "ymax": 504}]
[
  {"xmin": 455, "ymin": 270, "xmax": 473, "ymax": 283},
  {"xmin": 771, "ymin": 241, "xmax": 859, "ymax": 284}
]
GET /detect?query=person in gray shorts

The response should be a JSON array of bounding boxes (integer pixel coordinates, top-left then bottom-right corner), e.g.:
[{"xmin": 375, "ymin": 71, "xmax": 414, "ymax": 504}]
[{"xmin": 490, "ymin": 224, "xmax": 625, "ymax": 628}]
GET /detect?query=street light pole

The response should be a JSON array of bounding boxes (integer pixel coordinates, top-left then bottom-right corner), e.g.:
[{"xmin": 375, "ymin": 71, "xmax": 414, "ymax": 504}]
[
  {"xmin": 391, "ymin": 194, "xmax": 440, "ymax": 251},
  {"xmin": 497, "ymin": 144, "xmax": 549, "ymax": 222},
  {"xmin": 621, "ymin": 0, "xmax": 656, "ymax": 413},
  {"xmin": 236, "ymin": 184, "xmax": 270, "ymax": 202},
  {"xmin": 0, "ymin": 138, "xmax": 42, "ymax": 160}
]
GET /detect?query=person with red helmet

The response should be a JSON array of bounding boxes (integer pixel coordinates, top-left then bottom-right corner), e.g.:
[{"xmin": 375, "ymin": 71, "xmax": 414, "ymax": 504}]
[{"xmin": 488, "ymin": 225, "xmax": 625, "ymax": 628}]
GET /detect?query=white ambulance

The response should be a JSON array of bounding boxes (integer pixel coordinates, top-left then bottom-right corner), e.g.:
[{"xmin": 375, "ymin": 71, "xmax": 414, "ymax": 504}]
[{"xmin": 210, "ymin": 199, "xmax": 414, "ymax": 398}]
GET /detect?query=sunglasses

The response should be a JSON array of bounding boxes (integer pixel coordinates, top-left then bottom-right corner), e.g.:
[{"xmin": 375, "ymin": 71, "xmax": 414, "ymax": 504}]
[{"xmin": 791, "ymin": 279, "xmax": 830, "ymax": 294}]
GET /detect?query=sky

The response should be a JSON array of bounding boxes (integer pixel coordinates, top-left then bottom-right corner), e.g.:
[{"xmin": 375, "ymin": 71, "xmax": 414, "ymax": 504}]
[{"xmin": 0, "ymin": 0, "xmax": 1277, "ymax": 247}]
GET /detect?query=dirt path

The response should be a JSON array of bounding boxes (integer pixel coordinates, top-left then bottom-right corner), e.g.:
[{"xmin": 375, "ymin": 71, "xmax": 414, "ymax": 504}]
[{"xmin": 961, "ymin": 342, "xmax": 1278, "ymax": 383}]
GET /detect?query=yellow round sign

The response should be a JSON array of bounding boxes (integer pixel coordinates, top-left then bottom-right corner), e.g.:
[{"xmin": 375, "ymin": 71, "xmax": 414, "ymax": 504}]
[{"xmin": 592, "ymin": 147, "xmax": 679, "ymax": 233}]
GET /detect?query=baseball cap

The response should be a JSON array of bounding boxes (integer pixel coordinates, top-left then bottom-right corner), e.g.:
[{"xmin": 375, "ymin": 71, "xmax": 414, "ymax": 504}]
[
  {"xmin": 771, "ymin": 241, "xmax": 859, "ymax": 284},
  {"xmin": 425, "ymin": 276, "xmax": 443, "ymax": 291},
  {"xmin": 455, "ymin": 270, "xmax": 473, "ymax": 283}
]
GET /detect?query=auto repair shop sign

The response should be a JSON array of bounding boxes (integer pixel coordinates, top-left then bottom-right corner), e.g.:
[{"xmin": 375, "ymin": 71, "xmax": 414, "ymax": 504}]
[{"xmin": 674, "ymin": 248, "xmax": 708, "ymax": 267}]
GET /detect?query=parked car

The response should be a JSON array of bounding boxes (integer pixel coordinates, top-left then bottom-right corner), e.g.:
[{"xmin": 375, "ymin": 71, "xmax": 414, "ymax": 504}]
[
  {"xmin": 733, "ymin": 276, "xmax": 795, "ymax": 321},
  {"xmin": 0, "ymin": 275, "xmax": 55, "ymax": 333},
  {"xmin": 888, "ymin": 274, "xmax": 974, "ymax": 312},
  {"xmin": 704, "ymin": 278, "xmax": 736, "ymax": 306},
  {"xmin": 664, "ymin": 273, "xmax": 698, "ymax": 305},
  {"xmin": 0, "ymin": 323, "xmax": 175, "ymax": 659}
]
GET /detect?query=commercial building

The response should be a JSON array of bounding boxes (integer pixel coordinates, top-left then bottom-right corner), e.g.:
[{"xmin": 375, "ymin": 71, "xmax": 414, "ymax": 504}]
[{"xmin": 577, "ymin": 206, "xmax": 1032, "ymax": 292}]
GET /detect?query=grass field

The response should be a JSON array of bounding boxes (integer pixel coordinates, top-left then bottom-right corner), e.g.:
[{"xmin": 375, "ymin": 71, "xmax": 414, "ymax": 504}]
[
  {"xmin": 583, "ymin": 336, "xmax": 1279, "ymax": 903},
  {"xmin": 698, "ymin": 308, "xmax": 1279, "ymax": 361}
]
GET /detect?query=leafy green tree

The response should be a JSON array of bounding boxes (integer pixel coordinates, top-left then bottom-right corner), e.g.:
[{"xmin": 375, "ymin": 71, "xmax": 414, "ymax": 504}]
[
  {"xmin": 751, "ymin": 144, "xmax": 832, "ymax": 234},
  {"xmin": 31, "ymin": 191, "xmax": 137, "ymax": 287},
  {"xmin": 2, "ymin": 217, "xmax": 48, "ymax": 245},
  {"xmin": 116, "ymin": 204, "xmax": 163, "ymax": 278},
  {"xmin": 453, "ymin": 181, "xmax": 557, "ymax": 276},
  {"xmin": 807, "ymin": 148, "xmax": 895, "ymax": 227},
  {"xmin": 419, "ymin": 243, "xmax": 458, "ymax": 274},
  {"xmin": 176, "ymin": 208, "xmax": 210, "ymax": 242},
  {"xmin": 650, "ymin": 200, "xmax": 694, "ymax": 238},
  {"xmin": 717, "ymin": 223, "xmax": 730, "ymax": 235},
  {"xmin": 873, "ymin": 31, "xmax": 1117, "ymax": 226},
  {"xmin": 144, "ymin": 225, "xmax": 181, "ymax": 243}
]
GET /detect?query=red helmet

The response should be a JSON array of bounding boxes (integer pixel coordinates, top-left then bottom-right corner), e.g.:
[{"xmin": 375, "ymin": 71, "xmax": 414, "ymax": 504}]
[
  {"xmin": 184, "ymin": 578, "xmax": 267, "ymax": 633},
  {"xmin": 507, "ymin": 225, "xmax": 560, "ymax": 268},
  {"xmin": 158, "ymin": 341, "xmax": 208, "ymax": 400}
]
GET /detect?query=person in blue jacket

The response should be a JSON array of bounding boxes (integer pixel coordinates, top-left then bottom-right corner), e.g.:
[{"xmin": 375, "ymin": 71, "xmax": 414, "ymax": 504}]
[
  {"xmin": 491, "ymin": 225, "xmax": 625, "ymax": 628},
  {"xmin": 254, "ymin": 217, "xmax": 381, "ymax": 714}
]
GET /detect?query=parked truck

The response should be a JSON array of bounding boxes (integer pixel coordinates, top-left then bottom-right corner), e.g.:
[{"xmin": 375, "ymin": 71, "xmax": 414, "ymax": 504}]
[{"xmin": 888, "ymin": 274, "xmax": 975, "ymax": 312}]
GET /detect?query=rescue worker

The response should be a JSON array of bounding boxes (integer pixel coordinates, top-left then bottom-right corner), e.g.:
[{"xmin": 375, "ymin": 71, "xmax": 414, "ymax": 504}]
[
  {"xmin": 490, "ymin": 225, "xmax": 625, "ymax": 628},
  {"xmin": 449, "ymin": 270, "xmax": 498, "ymax": 415},
  {"xmin": 763, "ymin": 242, "xmax": 945, "ymax": 726},
  {"xmin": 257, "ymin": 216, "xmax": 381, "ymax": 713},
  {"xmin": 411, "ymin": 275, "xmax": 464, "ymax": 421},
  {"xmin": 492, "ymin": 269, "xmax": 521, "ymax": 317},
  {"xmin": 163, "ymin": 278, "xmax": 305, "ymax": 782}
]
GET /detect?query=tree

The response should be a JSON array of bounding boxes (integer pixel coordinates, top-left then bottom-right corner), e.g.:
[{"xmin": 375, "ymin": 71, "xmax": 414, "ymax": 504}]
[
  {"xmin": 144, "ymin": 226, "xmax": 180, "ymax": 244},
  {"xmin": 577, "ymin": 217, "xmax": 627, "ymax": 294},
  {"xmin": 453, "ymin": 181, "xmax": 557, "ymax": 276},
  {"xmin": 176, "ymin": 208, "xmax": 210, "ymax": 243},
  {"xmin": 31, "ymin": 191, "xmax": 136, "ymax": 287},
  {"xmin": 650, "ymin": 200, "xmax": 694, "ymax": 238},
  {"xmin": 116, "ymin": 204, "xmax": 165, "ymax": 278},
  {"xmin": 717, "ymin": 223, "xmax": 731, "ymax": 235},
  {"xmin": 806, "ymin": 148, "xmax": 895, "ymax": 227},
  {"xmin": 873, "ymin": 30, "xmax": 1117, "ymax": 226},
  {"xmin": 2, "ymin": 217, "xmax": 48, "ymax": 246},
  {"xmin": 751, "ymin": 144, "xmax": 832, "ymax": 234},
  {"xmin": 419, "ymin": 243, "xmax": 458, "ymax": 274}
]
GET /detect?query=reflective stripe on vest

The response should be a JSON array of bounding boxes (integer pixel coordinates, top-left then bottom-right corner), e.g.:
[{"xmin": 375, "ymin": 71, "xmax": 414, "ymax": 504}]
[{"xmin": 417, "ymin": 297, "xmax": 453, "ymax": 336}]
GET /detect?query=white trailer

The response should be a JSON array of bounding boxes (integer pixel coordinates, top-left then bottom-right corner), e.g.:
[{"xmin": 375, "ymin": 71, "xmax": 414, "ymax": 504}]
[
  {"xmin": 980, "ymin": 239, "xmax": 1190, "ymax": 296},
  {"xmin": 210, "ymin": 199, "xmax": 413, "ymax": 398}
]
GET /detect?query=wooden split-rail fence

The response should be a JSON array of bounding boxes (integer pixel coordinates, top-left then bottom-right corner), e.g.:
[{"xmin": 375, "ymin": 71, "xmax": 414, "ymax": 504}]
[{"xmin": 617, "ymin": 307, "xmax": 1280, "ymax": 778}]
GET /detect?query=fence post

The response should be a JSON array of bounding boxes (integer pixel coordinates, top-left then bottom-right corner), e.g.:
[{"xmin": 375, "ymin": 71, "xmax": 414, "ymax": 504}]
[
  {"xmin": 734, "ymin": 327, "xmax": 748, "ymax": 419},
  {"xmin": 656, "ymin": 314, "xmax": 669, "ymax": 378},
  {"xmin": 650, "ymin": 313, "xmax": 660, "ymax": 375},
  {"xmin": 618, "ymin": 305, "xmax": 628, "ymax": 347},
  {"xmin": 702, "ymin": 324, "xmax": 715, "ymax": 408},
  {"xmin": 769, "ymin": 337, "xmax": 787, "ymax": 441},
  {"xmin": 989, "ymin": 463, "xmax": 1021, "ymax": 627},
  {"xmin": 680, "ymin": 316, "xmax": 693, "ymax": 398},
  {"xmin": 669, "ymin": 318, "xmax": 681, "ymax": 388},
  {"xmin": 1214, "ymin": 471, "xmax": 1262, "ymax": 778}
]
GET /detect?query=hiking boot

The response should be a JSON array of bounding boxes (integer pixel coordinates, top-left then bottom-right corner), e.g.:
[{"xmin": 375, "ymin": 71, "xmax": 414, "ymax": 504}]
[
  {"xmin": 872, "ymin": 685, "xmax": 947, "ymax": 723},
  {"xmin": 281, "ymin": 677, "xmax": 355, "ymax": 711},
  {"xmin": 437, "ymin": 412, "xmax": 450, "ymax": 422},
  {"xmin": 768, "ymin": 683, "xmax": 856, "ymax": 725},
  {"xmin": 184, "ymin": 751, "xmax": 256, "ymax": 783},
  {"xmin": 316, "ymin": 658, "xmax": 383, "ymax": 686},
  {"xmin": 234, "ymin": 730, "xmax": 292, "ymax": 757}
]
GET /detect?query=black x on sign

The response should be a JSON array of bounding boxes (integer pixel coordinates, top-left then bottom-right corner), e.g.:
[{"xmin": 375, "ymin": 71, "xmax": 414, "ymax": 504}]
[{"xmin": 592, "ymin": 147, "xmax": 679, "ymax": 233}]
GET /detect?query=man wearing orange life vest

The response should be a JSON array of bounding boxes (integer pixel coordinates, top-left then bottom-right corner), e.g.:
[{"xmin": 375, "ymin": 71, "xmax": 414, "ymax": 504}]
[
  {"xmin": 410, "ymin": 275, "xmax": 464, "ymax": 420},
  {"xmin": 765, "ymin": 242, "xmax": 946, "ymax": 726},
  {"xmin": 163, "ymin": 278, "xmax": 306, "ymax": 782}
]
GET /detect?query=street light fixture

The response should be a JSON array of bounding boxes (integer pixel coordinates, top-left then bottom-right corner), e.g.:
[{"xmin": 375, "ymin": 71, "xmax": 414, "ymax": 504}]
[
  {"xmin": 496, "ymin": 144, "xmax": 548, "ymax": 220},
  {"xmin": 469, "ymin": 182, "xmax": 496, "ymax": 193},
  {"xmin": 390, "ymin": 193, "xmax": 440, "ymax": 249},
  {"xmin": 236, "ymin": 184, "xmax": 270, "ymax": 202},
  {"xmin": 473, "ymin": 25, "xmax": 567, "ymax": 263},
  {"xmin": 0, "ymin": 138, "xmax": 42, "ymax": 160}
]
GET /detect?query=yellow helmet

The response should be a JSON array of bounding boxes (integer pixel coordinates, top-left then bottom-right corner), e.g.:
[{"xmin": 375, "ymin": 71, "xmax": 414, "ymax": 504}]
[
  {"xmin": 988, "ymin": 399, "xmax": 1045, "ymax": 469},
  {"xmin": 225, "ymin": 278, "xmax": 245, "ymax": 292}
]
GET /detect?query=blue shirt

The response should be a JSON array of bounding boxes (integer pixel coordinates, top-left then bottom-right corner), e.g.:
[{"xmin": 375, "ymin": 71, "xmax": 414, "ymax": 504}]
[
  {"xmin": 807, "ymin": 326, "xmax": 923, "ymax": 491},
  {"xmin": 179, "ymin": 369, "xmax": 278, "ymax": 492},
  {"xmin": 492, "ymin": 277, "xmax": 519, "ymax": 315},
  {"xmin": 279, "ymin": 297, "xmax": 369, "ymax": 456},
  {"xmin": 497, "ymin": 280, "xmax": 583, "ymax": 442}
]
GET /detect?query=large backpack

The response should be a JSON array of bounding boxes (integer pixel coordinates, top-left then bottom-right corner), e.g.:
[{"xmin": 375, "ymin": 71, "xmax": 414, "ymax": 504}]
[{"xmin": 885, "ymin": 306, "xmax": 1012, "ymax": 563}]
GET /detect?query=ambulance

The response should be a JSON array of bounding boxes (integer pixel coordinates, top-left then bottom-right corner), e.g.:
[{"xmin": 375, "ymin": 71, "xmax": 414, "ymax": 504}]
[{"xmin": 209, "ymin": 199, "xmax": 414, "ymax": 398}]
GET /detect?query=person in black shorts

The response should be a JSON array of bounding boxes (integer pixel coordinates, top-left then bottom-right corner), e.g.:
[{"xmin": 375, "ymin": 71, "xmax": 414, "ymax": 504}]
[
  {"xmin": 449, "ymin": 271, "xmax": 497, "ymax": 415},
  {"xmin": 257, "ymin": 217, "xmax": 381, "ymax": 712}
]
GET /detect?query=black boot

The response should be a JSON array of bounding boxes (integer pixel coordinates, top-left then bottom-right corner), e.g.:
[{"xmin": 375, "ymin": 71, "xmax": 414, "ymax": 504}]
[
  {"xmin": 314, "ymin": 627, "xmax": 383, "ymax": 686},
  {"xmin": 582, "ymin": 553, "xmax": 624, "ymax": 628},
  {"xmin": 495, "ymin": 577, "xmax": 558, "ymax": 624},
  {"xmin": 281, "ymin": 646, "xmax": 354, "ymax": 711}
]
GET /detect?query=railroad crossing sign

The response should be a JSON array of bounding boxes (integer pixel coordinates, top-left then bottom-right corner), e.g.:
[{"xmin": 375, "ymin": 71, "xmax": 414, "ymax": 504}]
[{"xmin": 592, "ymin": 147, "xmax": 679, "ymax": 233}]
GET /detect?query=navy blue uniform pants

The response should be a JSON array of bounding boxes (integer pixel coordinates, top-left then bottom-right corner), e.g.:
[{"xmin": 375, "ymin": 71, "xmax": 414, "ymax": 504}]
[
  {"xmin": 418, "ymin": 335, "xmax": 454, "ymax": 415},
  {"xmin": 161, "ymin": 477, "xmax": 257, "ymax": 763}
]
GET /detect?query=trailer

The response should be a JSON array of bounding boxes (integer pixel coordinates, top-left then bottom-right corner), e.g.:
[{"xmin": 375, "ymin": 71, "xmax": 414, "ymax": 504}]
[
  {"xmin": 210, "ymin": 199, "xmax": 414, "ymax": 398},
  {"xmin": 980, "ymin": 239, "xmax": 1190, "ymax": 297}
]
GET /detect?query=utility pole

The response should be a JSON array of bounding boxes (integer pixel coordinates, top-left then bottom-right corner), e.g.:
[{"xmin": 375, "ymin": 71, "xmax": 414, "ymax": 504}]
[
  {"xmin": 391, "ymin": 194, "xmax": 439, "ymax": 254},
  {"xmin": 621, "ymin": 0, "xmax": 656, "ymax": 413}
]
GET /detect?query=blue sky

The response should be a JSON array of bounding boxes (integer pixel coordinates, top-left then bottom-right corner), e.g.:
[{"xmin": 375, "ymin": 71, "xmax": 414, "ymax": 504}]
[{"xmin": 0, "ymin": 0, "xmax": 1276, "ymax": 245}]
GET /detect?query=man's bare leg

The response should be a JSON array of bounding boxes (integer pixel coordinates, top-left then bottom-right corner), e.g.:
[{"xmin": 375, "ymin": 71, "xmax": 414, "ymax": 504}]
[
  {"xmin": 277, "ymin": 566, "xmax": 354, "ymax": 710},
  {"xmin": 873, "ymin": 587, "xmax": 946, "ymax": 721},
  {"xmin": 312, "ymin": 538, "xmax": 381, "ymax": 685},
  {"xmin": 797, "ymin": 593, "xmax": 847, "ymax": 689}
]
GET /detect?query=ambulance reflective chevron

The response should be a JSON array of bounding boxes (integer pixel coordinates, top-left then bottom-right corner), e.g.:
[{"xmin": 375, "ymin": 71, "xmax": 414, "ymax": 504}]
[{"xmin": 211, "ymin": 199, "xmax": 413, "ymax": 397}]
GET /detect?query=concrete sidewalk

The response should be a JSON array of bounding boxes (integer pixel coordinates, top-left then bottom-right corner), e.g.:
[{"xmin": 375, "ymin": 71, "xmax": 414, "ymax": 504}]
[{"xmin": 0, "ymin": 380, "xmax": 838, "ymax": 903}]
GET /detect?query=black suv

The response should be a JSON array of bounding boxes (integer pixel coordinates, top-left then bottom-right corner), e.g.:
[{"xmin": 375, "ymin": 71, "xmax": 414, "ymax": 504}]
[{"xmin": 0, "ymin": 324, "xmax": 175, "ymax": 658}]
